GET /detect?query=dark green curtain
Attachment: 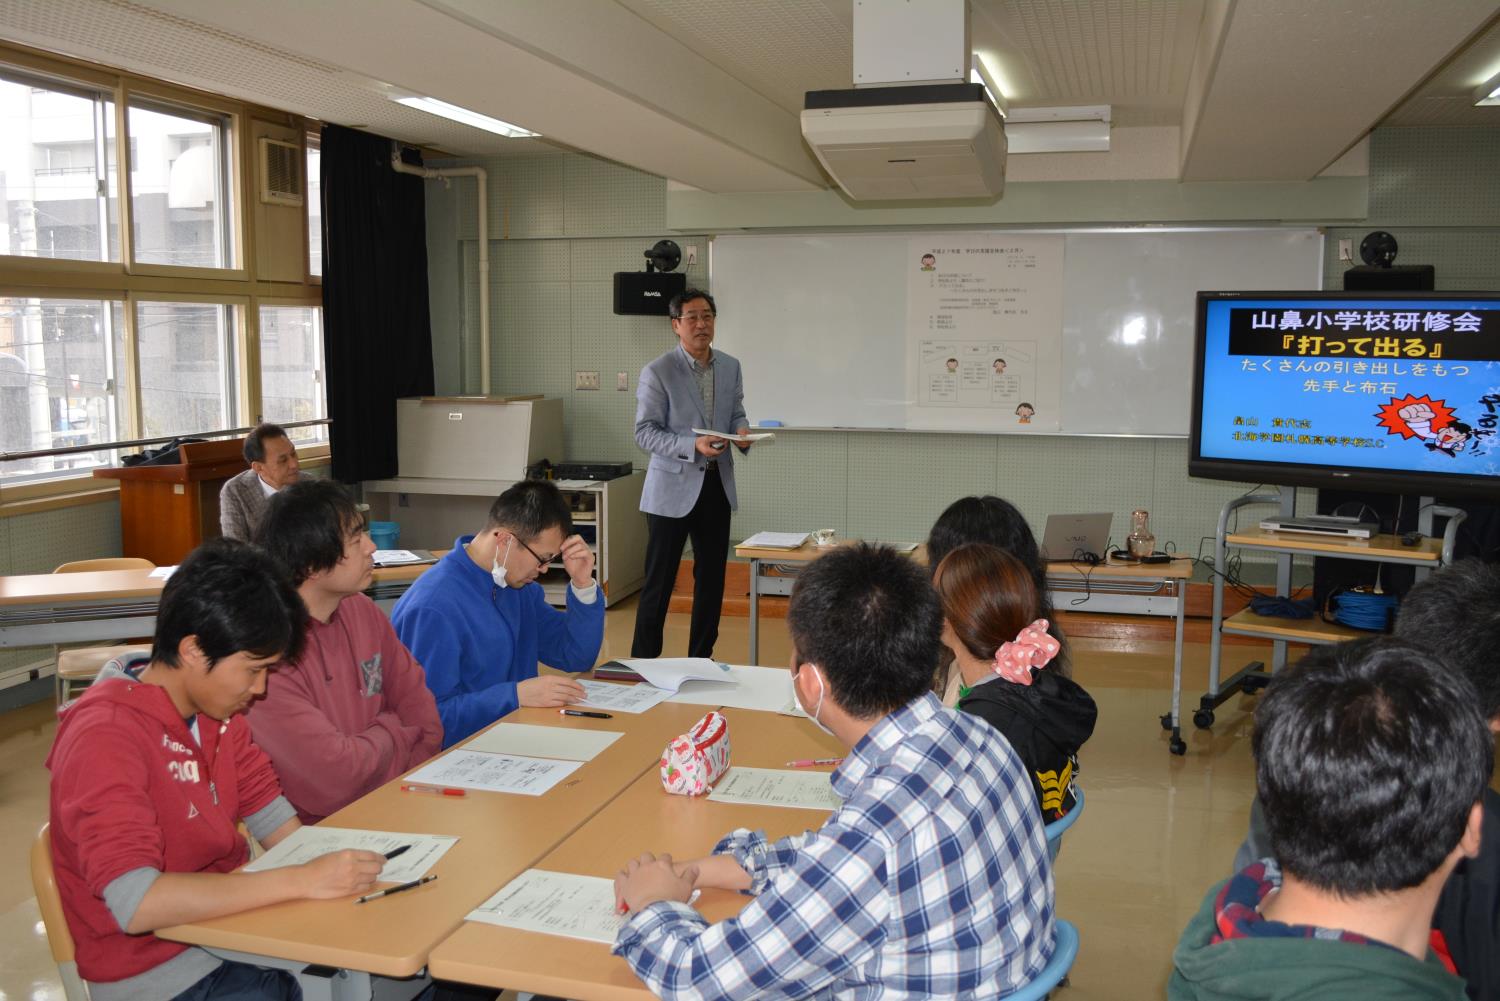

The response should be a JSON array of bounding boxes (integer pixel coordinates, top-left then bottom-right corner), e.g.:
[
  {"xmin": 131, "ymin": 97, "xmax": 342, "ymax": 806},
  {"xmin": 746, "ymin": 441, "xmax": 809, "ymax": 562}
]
[{"xmin": 320, "ymin": 124, "xmax": 434, "ymax": 483}]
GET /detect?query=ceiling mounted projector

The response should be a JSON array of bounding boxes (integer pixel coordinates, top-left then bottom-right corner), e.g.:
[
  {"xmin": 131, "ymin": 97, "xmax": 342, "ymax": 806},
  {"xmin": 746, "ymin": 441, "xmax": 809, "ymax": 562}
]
[{"xmin": 801, "ymin": 82, "xmax": 1006, "ymax": 201}]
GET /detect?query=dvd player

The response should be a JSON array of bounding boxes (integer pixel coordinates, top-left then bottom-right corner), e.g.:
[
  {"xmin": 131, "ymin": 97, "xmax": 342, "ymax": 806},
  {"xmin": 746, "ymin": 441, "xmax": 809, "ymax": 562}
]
[
  {"xmin": 1259, "ymin": 516, "xmax": 1378, "ymax": 539},
  {"xmin": 553, "ymin": 460, "xmax": 633, "ymax": 481}
]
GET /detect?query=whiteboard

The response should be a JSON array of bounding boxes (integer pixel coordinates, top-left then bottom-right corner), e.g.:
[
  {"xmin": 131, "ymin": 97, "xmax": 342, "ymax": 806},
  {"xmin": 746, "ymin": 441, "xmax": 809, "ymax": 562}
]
[{"xmin": 710, "ymin": 229, "xmax": 1324, "ymax": 436}]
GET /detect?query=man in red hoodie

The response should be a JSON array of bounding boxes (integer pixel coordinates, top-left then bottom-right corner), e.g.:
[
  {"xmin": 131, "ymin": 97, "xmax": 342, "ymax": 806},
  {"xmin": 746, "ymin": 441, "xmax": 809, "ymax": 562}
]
[
  {"xmin": 249, "ymin": 479, "xmax": 443, "ymax": 823},
  {"xmin": 47, "ymin": 538, "xmax": 386, "ymax": 1001}
]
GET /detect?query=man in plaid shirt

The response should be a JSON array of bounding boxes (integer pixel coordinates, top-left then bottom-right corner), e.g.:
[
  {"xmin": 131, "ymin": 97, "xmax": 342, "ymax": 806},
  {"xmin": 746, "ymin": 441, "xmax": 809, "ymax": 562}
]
[{"xmin": 613, "ymin": 543, "xmax": 1056, "ymax": 999}]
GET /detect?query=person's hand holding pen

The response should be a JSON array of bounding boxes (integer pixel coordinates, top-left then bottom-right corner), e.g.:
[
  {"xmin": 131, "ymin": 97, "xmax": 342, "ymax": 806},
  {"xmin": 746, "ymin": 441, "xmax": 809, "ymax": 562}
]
[
  {"xmin": 299, "ymin": 848, "xmax": 385, "ymax": 899},
  {"xmin": 695, "ymin": 435, "xmax": 728, "ymax": 456}
]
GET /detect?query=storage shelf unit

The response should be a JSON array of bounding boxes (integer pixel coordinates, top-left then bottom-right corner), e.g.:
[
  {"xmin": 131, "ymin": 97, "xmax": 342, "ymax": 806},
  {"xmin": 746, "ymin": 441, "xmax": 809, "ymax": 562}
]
[
  {"xmin": 363, "ymin": 474, "xmax": 646, "ymax": 608},
  {"xmin": 1197, "ymin": 487, "xmax": 1464, "ymax": 736}
]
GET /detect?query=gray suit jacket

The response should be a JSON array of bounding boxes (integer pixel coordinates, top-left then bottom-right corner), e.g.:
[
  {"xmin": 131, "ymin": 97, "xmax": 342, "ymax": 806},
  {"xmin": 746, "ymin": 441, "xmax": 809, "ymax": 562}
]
[
  {"xmin": 635, "ymin": 346, "xmax": 748, "ymax": 518},
  {"xmin": 219, "ymin": 468, "xmax": 271, "ymax": 541}
]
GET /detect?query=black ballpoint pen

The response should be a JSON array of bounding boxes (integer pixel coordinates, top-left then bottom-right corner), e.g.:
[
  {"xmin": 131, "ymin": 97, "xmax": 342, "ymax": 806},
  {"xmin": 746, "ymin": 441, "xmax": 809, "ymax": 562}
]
[
  {"xmin": 383, "ymin": 844, "xmax": 412, "ymax": 860},
  {"xmin": 356, "ymin": 873, "xmax": 437, "ymax": 904},
  {"xmin": 559, "ymin": 708, "xmax": 612, "ymax": 719}
]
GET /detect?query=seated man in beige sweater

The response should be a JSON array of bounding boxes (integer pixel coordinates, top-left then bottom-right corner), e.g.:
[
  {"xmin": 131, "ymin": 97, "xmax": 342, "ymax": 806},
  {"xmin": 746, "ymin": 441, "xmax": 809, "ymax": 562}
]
[{"xmin": 219, "ymin": 423, "xmax": 300, "ymax": 541}]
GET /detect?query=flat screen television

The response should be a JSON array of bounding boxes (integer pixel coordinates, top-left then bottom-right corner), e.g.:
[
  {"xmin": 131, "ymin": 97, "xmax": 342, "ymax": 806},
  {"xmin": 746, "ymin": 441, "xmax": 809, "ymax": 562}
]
[{"xmin": 1190, "ymin": 291, "xmax": 1500, "ymax": 499}]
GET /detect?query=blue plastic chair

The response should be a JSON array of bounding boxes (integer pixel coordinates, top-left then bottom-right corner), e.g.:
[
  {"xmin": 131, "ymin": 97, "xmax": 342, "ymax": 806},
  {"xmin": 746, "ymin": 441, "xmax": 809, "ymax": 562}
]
[
  {"xmin": 1002, "ymin": 918, "xmax": 1080, "ymax": 1001},
  {"xmin": 1044, "ymin": 786, "xmax": 1085, "ymax": 861}
]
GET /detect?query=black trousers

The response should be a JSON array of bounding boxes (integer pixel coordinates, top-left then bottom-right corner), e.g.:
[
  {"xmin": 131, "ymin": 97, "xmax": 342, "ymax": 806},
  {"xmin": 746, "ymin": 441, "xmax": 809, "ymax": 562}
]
[{"xmin": 632, "ymin": 465, "xmax": 732, "ymax": 659}]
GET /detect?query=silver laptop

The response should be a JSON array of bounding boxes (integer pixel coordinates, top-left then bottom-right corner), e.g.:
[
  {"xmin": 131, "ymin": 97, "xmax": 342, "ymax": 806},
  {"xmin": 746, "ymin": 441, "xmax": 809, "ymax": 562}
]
[{"xmin": 1039, "ymin": 513, "xmax": 1113, "ymax": 562}]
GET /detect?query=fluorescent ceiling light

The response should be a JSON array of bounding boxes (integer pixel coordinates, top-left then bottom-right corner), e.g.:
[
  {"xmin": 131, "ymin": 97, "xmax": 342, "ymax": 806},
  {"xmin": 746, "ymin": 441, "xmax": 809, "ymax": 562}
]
[
  {"xmin": 1473, "ymin": 68, "xmax": 1500, "ymax": 106},
  {"xmin": 393, "ymin": 95, "xmax": 540, "ymax": 138},
  {"xmin": 1003, "ymin": 105, "xmax": 1112, "ymax": 154},
  {"xmin": 969, "ymin": 54, "xmax": 1008, "ymax": 117}
]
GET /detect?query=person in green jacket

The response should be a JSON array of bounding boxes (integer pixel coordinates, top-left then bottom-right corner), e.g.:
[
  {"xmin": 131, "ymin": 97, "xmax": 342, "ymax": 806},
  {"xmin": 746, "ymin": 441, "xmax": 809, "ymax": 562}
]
[{"xmin": 1170, "ymin": 637, "xmax": 1490, "ymax": 1001}]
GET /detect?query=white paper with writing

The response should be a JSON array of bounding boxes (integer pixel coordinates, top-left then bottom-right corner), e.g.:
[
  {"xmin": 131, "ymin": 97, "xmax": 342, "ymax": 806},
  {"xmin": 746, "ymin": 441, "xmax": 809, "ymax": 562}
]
[
  {"xmin": 466, "ymin": 869, "xmax": 625, "ymax": 945},
  {"xmin": 575, "ymin": 679, "xmax": 672, "ymax": 714},
  {"xmin": 243, "ymin": 826, "xmax": 457, "ymax": 883},
  {"xmin": 707, "ymin": 766, "xmax": 843, "ymax": 811},
  {"xmin": 404, "ymin": 749, "xmax": 582, "ymax": 796}
]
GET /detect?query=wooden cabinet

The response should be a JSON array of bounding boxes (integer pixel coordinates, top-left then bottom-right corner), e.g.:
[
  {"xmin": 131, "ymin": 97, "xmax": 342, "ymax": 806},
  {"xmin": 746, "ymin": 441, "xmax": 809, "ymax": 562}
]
[{"xmin": 92, "ymin": 439, "xmax": 246, "ymax": 565}]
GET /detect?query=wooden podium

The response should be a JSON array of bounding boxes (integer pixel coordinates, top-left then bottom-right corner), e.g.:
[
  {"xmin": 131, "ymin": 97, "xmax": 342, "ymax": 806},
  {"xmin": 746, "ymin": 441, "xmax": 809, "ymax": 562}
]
[{"xmin": 93, "ymin": 439, "xmax": 248, "ymax": 565}]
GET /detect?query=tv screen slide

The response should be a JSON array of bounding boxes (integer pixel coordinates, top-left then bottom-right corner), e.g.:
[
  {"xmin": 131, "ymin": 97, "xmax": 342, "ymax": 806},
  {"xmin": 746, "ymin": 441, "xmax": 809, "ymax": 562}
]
[{"xmin": 1192, "ymin": 293, "xmax": 1500, "ymax": 497}]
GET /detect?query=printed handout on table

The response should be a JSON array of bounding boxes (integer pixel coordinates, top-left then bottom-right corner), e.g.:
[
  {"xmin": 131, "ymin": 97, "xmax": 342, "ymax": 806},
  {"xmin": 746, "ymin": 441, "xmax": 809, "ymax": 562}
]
[
  {"xmin": 243, "ymin": 826, "xmax": 457, "ymax": 884},
  {"xmin": 372, "ymin": 549, "xmax": 437, "ymax": 567},
  {"xmin": 575, "ymin": 679, "xmax": 672, "ymax": 714},
  {"xmin": 739, "ymin": 531, "xmax": 809, "ymax": 550},
  {"xmin": 667, "ymin": 663, "xmax": 799, "ymax": 713},
  {"xmin": 464, "ymin": 722, "xmax": 622, "ymax": 762},
  {"xmin": 467, "ymin": 869, "xmax": 625, "ymax": 945},
  {"xmin": 404, "ymin": 749, "xmax": 582, "ymax": 796},
  {"xmin": 613, "ymin": 657, "xmax": 735, "ymax": 693},
  {"xmin": 707, "ymin": 766, "xmax": 844, "ymax": 811}
]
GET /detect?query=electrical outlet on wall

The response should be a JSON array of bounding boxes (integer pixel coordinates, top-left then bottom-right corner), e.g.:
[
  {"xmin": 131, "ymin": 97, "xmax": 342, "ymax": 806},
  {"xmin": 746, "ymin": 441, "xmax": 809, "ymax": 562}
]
[
  {"xmin": 686, "ymin": 244, "xmax": 698, "ymax": 266},
  {"xmin": 574, "ymin": 371, "xmax": 600, "ymax": 390},
  {"xmin": 617, "ymin": 371, "xmax": 629, "ymax": 391},
  {"xmin": 1339, "ymin": 238, "xmax": 1353, "ymax": 263}
]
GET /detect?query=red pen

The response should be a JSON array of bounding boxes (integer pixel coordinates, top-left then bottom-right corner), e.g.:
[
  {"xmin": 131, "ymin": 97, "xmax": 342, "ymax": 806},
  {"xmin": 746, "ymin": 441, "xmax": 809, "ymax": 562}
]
[{"xmin": 400, "ymin": 783, "xmax": 466, "ymax": 797}]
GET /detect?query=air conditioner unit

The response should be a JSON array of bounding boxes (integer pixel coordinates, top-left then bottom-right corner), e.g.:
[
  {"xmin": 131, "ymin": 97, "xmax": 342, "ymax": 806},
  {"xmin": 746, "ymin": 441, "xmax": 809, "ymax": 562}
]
[
  {"xmin": 258, "ymin": 137, "xmax": 303, "ymax": 207},
  {"xmin": 801, "ymin": 83, "xmax": 1005, "ymax": 201}
]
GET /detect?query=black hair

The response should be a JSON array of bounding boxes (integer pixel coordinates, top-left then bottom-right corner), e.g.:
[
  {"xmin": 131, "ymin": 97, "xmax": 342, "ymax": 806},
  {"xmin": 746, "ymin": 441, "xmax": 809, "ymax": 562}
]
[
  {"xmin": 927, "ymin": 495, "xmax": 1054, "ymax": 612},
  {"xmin": 242, "ymin": 422, "xmax": 289, "ymax": 463},
  {"xmin": 152, "ymin": 537, "xmax": 306, "ymax": 669},
  {"xmin": 668, "ymin": 288, "xmax": 716, "ymax": 320},
  {"xmin": 257, "ymin": 479, "xmax": 364, "ymax": 586},
  {"xmin": 1394, "ymin": 558, "xmax": 1500, "ymax": 720},
  {"xmin": 786, "ymin": 543, "xmax": 942, "ymax": 718},
  {"xmin": 1255, "ymin": 637, "xmax": 1491, "ymax": 896},
  {"xmin": 485, "ymin": 480, "xmax": 573, "ymax": 539}
]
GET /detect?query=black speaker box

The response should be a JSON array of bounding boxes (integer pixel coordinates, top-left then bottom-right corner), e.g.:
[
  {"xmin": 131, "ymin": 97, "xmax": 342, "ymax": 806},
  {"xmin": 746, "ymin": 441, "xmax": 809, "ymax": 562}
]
[
  {"xmin": 1342, "ymin": 265, "xmax": 1435, "ymax": 291},
  {"xmin": 613, "ymin": 272, "xmax": 686, "ymax": 316}
]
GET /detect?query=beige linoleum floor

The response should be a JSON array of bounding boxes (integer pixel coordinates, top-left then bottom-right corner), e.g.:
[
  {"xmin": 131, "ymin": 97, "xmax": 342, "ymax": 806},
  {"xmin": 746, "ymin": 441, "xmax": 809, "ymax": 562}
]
[{"xmin": 0, "ymin": 598, "xmax": 1263, "ymax": 1001}]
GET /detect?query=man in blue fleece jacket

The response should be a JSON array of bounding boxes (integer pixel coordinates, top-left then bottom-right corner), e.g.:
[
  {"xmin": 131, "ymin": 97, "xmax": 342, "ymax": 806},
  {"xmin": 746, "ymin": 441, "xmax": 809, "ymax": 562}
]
[{"xmin": 392, "ymin": 480, "xmax": 603, "ymax": 747}]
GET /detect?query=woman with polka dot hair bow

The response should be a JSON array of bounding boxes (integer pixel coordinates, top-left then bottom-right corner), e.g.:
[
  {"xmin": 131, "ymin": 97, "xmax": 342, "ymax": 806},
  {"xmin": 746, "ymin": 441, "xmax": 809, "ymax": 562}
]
[{"xmin": 933, "ymin": 543, "xmax": 1098, "ymax": 823}]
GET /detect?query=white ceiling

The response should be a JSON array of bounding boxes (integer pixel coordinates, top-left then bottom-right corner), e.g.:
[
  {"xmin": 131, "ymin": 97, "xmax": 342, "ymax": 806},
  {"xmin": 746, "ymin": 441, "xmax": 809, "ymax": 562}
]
[{"xmin": 1, "ymin": 0, "xmax": 1498, "ymax": 193}]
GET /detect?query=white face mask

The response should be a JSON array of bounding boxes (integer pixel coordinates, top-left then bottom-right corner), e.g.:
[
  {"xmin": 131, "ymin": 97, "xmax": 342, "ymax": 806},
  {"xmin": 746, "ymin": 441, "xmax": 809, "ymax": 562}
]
[
  {"xmin": 798, "ymin": 664, "xmax": 835, "ymax": 737},
  {"xmin": 491, "ymin": 538, "xmax": 514, "ymax": 589}
]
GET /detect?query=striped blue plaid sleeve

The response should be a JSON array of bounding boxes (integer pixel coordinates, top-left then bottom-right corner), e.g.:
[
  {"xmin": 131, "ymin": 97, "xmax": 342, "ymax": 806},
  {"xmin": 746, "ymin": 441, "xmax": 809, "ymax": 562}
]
[
  {"xmin": 614, "ymin": 821, "xmax": 890, "ymax": 1000},
  {"xmin": 712, "ymin": 827, "xmax": 813, "ymax": 895}
]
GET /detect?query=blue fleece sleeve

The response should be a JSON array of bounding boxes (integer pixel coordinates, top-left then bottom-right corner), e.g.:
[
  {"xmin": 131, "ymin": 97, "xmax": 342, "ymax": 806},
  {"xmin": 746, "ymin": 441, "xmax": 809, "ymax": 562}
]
[
  {"xmin": 531, "ymin": 583, "xmax": 605, "ymax": 673},
  {"xmin": 394, "ymin": 605, "xmax": 517, "ymax": 748}
]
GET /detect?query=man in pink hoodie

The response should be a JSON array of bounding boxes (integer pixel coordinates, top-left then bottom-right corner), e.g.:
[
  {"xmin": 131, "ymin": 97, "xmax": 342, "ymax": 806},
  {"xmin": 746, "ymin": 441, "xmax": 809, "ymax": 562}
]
[
  {"xmin": 249, "ymin": 479, "xmax": 443, "ymax": 824},
  {"xmin": 47, "ymin": 538, "xmax": 386, "ymax": 1001}
]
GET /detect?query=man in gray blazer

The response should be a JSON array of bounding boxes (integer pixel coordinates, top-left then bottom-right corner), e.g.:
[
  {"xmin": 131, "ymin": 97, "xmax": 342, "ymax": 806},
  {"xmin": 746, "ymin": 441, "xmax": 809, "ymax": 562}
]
[
  {"xmin": 219, "ymin": 423, "xmax": 300, "ymax": 541},
  {"xmin": 632, "ymin": 289, "xmax": 750, "ymax": 659}
]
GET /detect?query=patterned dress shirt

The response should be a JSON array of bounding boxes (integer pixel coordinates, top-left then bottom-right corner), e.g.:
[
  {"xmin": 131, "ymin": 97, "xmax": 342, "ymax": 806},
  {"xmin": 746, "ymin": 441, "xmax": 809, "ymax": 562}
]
[{"xmin": 614, "ymin": 692, "xmax": 1056, "ymax": 1000}]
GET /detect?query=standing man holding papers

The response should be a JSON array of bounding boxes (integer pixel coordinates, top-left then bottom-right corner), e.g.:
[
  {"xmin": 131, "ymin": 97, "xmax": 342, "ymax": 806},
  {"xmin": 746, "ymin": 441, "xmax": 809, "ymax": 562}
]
[{"xmin": 632, "ymin": 288, "xmax": 750, "ymax": 660}]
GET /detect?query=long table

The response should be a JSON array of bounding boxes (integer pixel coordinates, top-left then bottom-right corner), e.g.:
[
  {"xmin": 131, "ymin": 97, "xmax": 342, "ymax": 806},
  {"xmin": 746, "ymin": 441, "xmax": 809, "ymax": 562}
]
[
  {"xmin": 159, "ymin": 701, "xmax": 711, "ymax": 1000},
  {"xmin": 738, "ymin": 540, "xmax": 1194, "ymax": 754},
  {"xmin": 427, "ymin": 711, "xmax": 843, "ymax": 999},
  {"xmin": 0, "ymin": 559, "xmax": 436, "ymax": 650}
]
